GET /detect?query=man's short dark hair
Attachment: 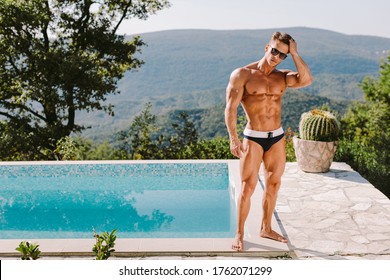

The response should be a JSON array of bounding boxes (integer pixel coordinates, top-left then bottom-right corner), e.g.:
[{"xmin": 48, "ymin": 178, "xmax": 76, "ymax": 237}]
[{"xmin": 270, "ymin": 32, "xmax": 292, "ymax": 45}]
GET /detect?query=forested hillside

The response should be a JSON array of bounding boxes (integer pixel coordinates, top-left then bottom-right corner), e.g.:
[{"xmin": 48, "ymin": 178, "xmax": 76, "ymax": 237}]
[
  {"xmin": 78, "ymin": 27, "xmax": 390, "ymax": 140},
  {"xmin": 153, "ymin": 92, "xmax": 350, "ymax": 140}
]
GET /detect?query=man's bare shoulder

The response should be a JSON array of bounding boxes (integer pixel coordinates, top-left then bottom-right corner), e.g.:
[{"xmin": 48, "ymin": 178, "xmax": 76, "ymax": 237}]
[{"xmin": 230, "ymin": 66, "xmax": 252, "ymax": 81}]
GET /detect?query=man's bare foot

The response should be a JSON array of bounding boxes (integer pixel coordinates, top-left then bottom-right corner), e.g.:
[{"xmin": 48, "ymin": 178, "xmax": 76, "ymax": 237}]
[
  {"xmin": 260, "ymin": 230, "xmax": 288, "ymax": 243},
  {"xmin": 232, "ymin": 234, "xmax": 244, "ymax": 251}
]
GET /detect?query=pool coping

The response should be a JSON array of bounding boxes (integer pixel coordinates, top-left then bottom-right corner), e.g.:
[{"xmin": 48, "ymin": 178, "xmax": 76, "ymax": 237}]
[{"xmin": 0, "ymin": 159, "xmax": 290, "ymax": 258}]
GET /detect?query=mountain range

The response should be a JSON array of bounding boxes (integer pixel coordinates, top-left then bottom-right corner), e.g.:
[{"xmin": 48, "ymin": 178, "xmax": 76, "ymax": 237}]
[{"xmin": 77, "ymin": 27, "xmax": 390, "ymax": 140}]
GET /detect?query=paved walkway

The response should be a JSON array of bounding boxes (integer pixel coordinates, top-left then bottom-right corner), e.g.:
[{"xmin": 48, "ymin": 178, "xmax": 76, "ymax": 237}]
[{"xmin": 271, "ymin": 162, "xmax": 390, "ymax": 259}]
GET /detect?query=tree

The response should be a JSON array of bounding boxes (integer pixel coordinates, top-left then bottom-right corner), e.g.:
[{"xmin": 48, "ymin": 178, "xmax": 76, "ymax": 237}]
[
  {"xmin": 182, "ymin": 138, "xmax": 234, "ymax": 159},
  {"xmin": 0, "ymin": 0, "xmax": 170, "ymax": 159},
  {"xmin": 337, "ymin": 55, "xmax": 390, "ymax": 197},
  {"xmin": 119, "ymin": 102, "xmax": 163, "ymax": 159},
  {"xmin": 166, "ymin": 111, "xmax": 198, "ymax": 158}
]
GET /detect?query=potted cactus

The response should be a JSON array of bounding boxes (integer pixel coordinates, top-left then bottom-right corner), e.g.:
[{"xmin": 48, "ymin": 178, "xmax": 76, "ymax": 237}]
[{"xmin": 293, "ymin": 109, "xmax": 340, "ymax": 173}]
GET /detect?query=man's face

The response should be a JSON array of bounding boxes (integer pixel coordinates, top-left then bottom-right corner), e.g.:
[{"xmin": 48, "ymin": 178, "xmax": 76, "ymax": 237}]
[{"xmin": 265, "ymin": 40, "xmax": 289, "ymax": 66}]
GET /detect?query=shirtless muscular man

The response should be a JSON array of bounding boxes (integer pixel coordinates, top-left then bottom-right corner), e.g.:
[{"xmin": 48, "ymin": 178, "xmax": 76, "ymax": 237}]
[{"xmin": 225, "ymin": 32, "xmax": 313, "ymax": 251}]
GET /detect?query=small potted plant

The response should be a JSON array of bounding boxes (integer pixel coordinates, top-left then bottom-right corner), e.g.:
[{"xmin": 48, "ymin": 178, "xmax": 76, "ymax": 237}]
[{"xmin": 293, "ymin": 109, "xmax": 340, "ymax": 173}]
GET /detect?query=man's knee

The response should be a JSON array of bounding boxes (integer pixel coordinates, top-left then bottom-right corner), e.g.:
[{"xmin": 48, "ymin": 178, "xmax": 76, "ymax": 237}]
[
  {"xmin": 241, "ymin": 180, "xmax": 257, "ymax": 199},
  {"xmin": 265, "ymin": 174, "xmax": 282, "ymax": 192}
]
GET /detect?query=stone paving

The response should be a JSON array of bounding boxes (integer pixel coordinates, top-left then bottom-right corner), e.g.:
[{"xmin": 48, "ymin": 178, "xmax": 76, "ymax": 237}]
[{"xmin": 269, "ymin": 162, "xmax": 390, "ymax": 259}]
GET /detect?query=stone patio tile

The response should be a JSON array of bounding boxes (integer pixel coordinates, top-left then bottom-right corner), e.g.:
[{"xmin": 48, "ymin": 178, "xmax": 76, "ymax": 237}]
[
  {"xmin": 366, "ymin": 233, "xmax": 390, "ymax": 241},
  {"xmin": 276, "ymin": 162, "xmax": 390, "ymax": 260},
  {"xmin": 350, "ymin": 235, "xmax": 370, "ymax": 244},
  {"xmin": 351, "ymin": 203, "xmax": 372, "ymax": 211},
  {"xmin": 344, "ymin": 242, "xmax": 368, "ymax": 254},
  {"xmin": 311, "ymin": 189, "xmax": 348, "ymax": 201}
]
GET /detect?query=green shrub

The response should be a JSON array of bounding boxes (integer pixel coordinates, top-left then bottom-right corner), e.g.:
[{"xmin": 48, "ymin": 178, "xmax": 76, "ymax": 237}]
[
  {"xmin": 54, "ymin": 136, "xmax": 79, "ymax": 160},
  {"xmin": 92, "ymin": 229, "xmax": 117, "ymax": 260},
  {"xmin": 285, "ymin": 127, "xmax": 296, "ymax": 162},
  {"xmin": 335, "ymin": 139, "xmax": 389, "ymax": 197},
  {"xmin": 16, "ymin": 241, "xmax": 41, "ymax": 260}
]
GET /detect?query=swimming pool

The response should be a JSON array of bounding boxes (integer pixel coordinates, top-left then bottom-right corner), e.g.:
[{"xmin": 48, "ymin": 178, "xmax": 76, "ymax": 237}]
[{"xmin": 0, "ymin": 161, "xmax": 237, "ymax": 239}]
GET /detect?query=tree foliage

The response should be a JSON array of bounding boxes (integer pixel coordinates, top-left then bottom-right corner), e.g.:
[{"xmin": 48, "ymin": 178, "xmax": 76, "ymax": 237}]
[
  {"xmin": 92, "ymin": 229, "xmax": 117, "ymax": 260},
  {"xmin": 15, "ymin": 241, "xmax": 42, "ymax": 260},
  {"xmin": 115, "ymin": 103, "xmax": 234, "ymax": 160},
  {"xmin": 0, "ymin": 0, "xmax": 170, "ymax": 159},
  {"xmin": 118, "ymin": 102, "xmax": 162, "ymax": 159},
  {"xmin": 164, "ymin": 111, "xmax": 199, "ymax": 158},
  {"xmin": 336, "ymin": 55, "xmax": 390, "ymax": 197}
]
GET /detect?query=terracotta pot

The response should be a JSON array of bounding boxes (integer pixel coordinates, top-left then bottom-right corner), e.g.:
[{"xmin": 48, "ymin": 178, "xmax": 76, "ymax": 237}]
[{"xmin": 293, "ymin": 136, "xmax": 338, "ymax": 173}]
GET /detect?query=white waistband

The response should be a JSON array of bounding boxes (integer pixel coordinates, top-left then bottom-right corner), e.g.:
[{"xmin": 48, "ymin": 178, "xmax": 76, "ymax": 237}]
[{"xmin": 243, "ymin": 127, "xmax": 284, "ymax": 138}]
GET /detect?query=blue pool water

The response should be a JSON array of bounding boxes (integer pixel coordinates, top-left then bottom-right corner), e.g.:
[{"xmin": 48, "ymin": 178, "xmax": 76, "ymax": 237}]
[{"xmin": 0, "ymin": 162, "xmax": 236, "ymax": 239}]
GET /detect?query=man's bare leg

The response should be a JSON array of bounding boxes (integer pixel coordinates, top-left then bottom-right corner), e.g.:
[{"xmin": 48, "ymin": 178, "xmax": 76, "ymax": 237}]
[
  {"xmin": 232, "ymin": 138, "xmax": 263, "ymax": 251},
  {"xmin": 260, "ymin": 138, "xmax": 288, "ymax": 243}
]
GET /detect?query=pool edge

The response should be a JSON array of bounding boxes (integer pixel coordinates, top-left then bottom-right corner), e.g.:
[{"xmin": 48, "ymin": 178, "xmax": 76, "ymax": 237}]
[{"xmin": 0, "ymin": 159, "xmax": 291, "ymax": 258}]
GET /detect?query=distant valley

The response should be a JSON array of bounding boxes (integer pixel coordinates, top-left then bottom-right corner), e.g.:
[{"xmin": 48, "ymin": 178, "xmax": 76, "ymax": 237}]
[{"xmin": 77, "ymin": 27, "xmax": 390, "ymax": 140}]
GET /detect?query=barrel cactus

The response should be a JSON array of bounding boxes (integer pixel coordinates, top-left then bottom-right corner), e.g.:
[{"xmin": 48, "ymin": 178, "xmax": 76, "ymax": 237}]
[{"xmin": 299, "ymin": 109, "xmax": 339, "ymax": 142}]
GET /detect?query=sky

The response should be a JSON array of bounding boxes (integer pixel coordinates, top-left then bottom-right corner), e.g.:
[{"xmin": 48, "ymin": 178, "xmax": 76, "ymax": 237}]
[{"xmin": 117, "ymin": 0, "xmax": 390, "ymax": 38}]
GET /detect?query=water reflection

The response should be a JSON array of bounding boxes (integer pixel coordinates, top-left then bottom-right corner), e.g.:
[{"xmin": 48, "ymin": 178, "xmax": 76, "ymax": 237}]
[
  {"xmin": 0, "ymin": 163, "xmax": 234, "ymax": 239},
  {"xmin": 0, "ymin": 189, "xmax": 175, "ymax": 237}
]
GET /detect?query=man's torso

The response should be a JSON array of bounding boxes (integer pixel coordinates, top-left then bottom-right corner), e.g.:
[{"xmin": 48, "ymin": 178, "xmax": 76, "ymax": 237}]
[{"xmin": 241, "ymin": 67, "xmax": 287, "ymax": 131}]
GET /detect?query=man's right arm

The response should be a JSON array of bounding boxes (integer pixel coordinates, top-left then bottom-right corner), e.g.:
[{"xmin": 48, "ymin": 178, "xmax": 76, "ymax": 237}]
[{"xmin": 224, "ymin": 68, "xmax": 246, "ymax": 158}]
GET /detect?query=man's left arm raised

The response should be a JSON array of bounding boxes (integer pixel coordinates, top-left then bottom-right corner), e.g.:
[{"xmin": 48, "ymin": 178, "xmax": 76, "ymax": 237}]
[{"xmin": 285, "ymin": 38, "xmax": 313, "ymax": 88}]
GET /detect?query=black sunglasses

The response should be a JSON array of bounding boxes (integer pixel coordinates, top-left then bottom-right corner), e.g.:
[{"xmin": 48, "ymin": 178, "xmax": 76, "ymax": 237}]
[{"xmin": 270, "ymin": 47, "xmax": 288, "ymax": 60}]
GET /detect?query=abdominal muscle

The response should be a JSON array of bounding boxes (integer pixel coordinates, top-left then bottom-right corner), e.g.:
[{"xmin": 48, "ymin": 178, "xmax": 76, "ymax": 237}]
[{"xmin": 241, "ymin": 93, "xmax": 283, "ymax": 131}]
